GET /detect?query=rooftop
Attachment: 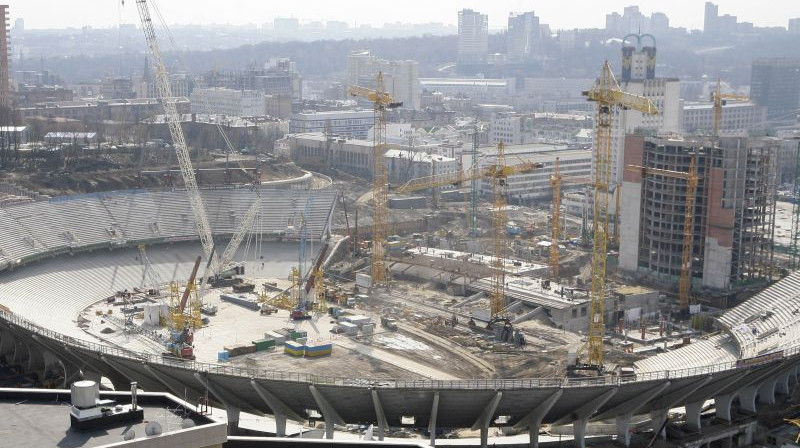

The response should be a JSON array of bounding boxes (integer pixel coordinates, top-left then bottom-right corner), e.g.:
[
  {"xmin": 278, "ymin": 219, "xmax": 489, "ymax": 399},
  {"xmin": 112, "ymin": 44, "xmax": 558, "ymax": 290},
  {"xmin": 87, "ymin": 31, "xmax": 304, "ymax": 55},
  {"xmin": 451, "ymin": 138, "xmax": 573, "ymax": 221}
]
[{"xmin": 0, "ymin": 388, "xmax": 223, "ymax": 448}]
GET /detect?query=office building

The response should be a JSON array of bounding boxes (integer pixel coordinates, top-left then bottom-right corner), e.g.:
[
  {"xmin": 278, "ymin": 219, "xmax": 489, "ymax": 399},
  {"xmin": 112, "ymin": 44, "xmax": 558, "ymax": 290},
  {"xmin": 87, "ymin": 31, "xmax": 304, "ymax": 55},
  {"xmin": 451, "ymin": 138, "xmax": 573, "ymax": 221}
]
[
  {"xmin": 507, "ymin": 12, "xmax": 542, "ymax": 63},
  {"xmin": 347, "ymin": 50, "xmax": 420, "ymax": 109},
  {"xmin": 0, "ymin": 5, "xmax": 8, "ymax": 109},
  {"xmin": 750, "ymin": 58, "xmax": 800, "ymax": 119},
  {"xmin": 190, "ymin": 88, "xmax": 264, "ymax": 117},
  {"xmin": 288, "ymin": 110, "xmax": 374, "ymax": 140},
  {"xmin": 608, "ymin": 34, "xmax": 682, "ymax": 185},
  {"xmin": 682, "ymin": 101, "xmax": 767, "ymax": 135},
  {"xmin": 457, "ymin": 9, "xmax": 488, "ymax": 72}
]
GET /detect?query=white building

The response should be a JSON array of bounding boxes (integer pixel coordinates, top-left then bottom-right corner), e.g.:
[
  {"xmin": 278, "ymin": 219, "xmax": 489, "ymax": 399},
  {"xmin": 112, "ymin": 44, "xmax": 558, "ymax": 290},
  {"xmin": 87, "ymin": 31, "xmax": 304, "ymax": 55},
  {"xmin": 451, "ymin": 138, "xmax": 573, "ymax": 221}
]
[
  {"xmin": 490, "ymin": 112, "xmax": 593, "ymax": 145},
  {"xmin": 384, "ymin": 149, "xmax": 457, "ymax": 185},
  {"xmin": 607, "ymin": 36, "xmax": 682, "ymax": 185},
  {"xmin": 419, "ymin": 78, "xmax": 513, "ymax": 103},
  {"xmin": 190, "ymin": 88, "xmax": 264, "ymax": 117},
  {"xmin": 457, "ymin": 9, "xmax": 488, "ymax": 66},
  {"xmin": 507, "ymin": 12, "xmax": 542, "ymax": 63},
  {"xmin": 288, "ymin": 110, "xmax": 374, "ymax": 140},
  {"xmin": 476, "ymin": 143, "xmax": 592, "ymax": 203},
  {"xmin": 682, "ymin": 101, "xmax": 767, "ymax": 136},
  {"xmin": 347, "ymin": 50, "xmax": 420, "ymax": 109}
]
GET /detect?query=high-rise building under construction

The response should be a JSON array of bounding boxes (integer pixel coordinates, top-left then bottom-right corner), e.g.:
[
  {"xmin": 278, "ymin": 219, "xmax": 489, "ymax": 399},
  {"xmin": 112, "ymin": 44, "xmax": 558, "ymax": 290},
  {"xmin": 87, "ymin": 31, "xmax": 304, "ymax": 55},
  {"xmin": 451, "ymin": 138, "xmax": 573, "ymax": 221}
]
[
  {"xmin": 0, "ymin": 5, "xmax": 9, "ymax": 109},
  {"xmin": 619, "ymin": 136, "xmax": 778, "ymax": 290}
]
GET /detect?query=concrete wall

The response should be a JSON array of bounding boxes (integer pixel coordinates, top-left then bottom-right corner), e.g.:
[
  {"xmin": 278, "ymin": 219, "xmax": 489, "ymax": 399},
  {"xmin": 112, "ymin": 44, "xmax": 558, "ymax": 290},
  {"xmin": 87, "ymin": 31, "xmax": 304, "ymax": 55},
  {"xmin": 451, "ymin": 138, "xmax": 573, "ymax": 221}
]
[{"xmin": 619, "ymin": 135, "xmax": 645, "ymax": 271}]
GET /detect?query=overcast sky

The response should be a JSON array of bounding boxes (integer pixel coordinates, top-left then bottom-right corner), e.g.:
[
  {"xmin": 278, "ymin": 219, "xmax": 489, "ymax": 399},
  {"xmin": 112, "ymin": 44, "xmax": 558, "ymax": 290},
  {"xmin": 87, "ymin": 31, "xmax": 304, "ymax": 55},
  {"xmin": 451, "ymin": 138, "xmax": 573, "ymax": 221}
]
[{"xmin": 7, "ymin": 0, "xmax": 800, "ymax": 32}]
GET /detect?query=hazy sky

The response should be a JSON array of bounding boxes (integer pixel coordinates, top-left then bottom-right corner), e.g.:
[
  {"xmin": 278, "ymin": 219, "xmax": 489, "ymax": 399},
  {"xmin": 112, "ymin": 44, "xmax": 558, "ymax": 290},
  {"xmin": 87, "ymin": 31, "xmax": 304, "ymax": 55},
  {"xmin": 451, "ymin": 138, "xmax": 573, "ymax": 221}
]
[{"xmin": 7, "ymin": 0, "xmax": 800, "ymax": 32}]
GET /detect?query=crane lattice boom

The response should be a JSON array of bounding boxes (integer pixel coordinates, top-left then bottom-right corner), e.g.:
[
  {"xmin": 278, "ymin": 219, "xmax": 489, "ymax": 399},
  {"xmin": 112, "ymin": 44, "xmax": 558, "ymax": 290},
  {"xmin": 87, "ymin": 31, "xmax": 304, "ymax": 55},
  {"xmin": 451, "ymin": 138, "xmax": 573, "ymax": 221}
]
[
  {"xmin": 134, "ymin": 0, "xmax": 216, "ymax": 267},
  {"xmin": 583, "ymin": 61, "xmax": 658, "ymax": 369},
  {"xmin": 711, "ymin": 79, "xmax": 749, "ymax": 137},
  {"xmin": 348, "ymin": 73, "xmax": 401, "ymax": 286},
  {"xmin": 395, "ymin": 161, "xmax": 541, "ymax": 194}
]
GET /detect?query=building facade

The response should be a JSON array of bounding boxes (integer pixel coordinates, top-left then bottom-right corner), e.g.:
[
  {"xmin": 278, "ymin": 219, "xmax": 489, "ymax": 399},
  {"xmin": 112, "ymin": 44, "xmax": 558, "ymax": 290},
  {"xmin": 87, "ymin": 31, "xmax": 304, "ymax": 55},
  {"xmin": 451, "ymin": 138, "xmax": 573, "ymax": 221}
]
[
  {"xmin": 457, "ymin": 9, "xmax": 488, "ymax": 71},
  {"xmin": 477, "ymin": 144, "xmax": 592, "ymax": 203},
  {"xmin": 190, "ymin": 88, "xmax": 264, "ymax": 117},
  {"xmin": 682, "ymin": 101, "xmax": 767, "ymax": 136},
  {"xmin": 507, "ymin": 12, "xmax": 542, "ymax": 63},
  {"xmin": 0, "ymin": 6, "xmax": 9, "ymax": 109},
  {"xmin": 750, "ymin": 58, "xmax": 800, "ymax": 119},
  {"xmin": 347, "ymin": 50, "xmax": 420, "ymax": 109},
  {"xmin": 385, "ymin": 149, "xmax": 457, "ymax": 185},
  {"xmin": 16, "ymin": 97, "xmax": 190, "ymax": 122},
  {"xmin": 619, "ymin": 136, "xmax": 778, "ymax": 290},
  {"xmin": 607, "ymin": 35, "xmax": 682, "ymax": 186},
  {"xmin": 490, "ymin": 112, "xmax": 593, "ymax": 145},
  {"xmin": 288, "ymin": 110, "xmax": 374, "ymax": 140}
]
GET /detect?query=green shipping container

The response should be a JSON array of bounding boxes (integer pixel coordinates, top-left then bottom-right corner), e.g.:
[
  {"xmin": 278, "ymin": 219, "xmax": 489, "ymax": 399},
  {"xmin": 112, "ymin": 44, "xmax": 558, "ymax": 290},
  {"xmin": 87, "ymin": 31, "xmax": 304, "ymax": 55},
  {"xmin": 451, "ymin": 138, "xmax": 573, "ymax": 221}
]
[
  {"xmin": 253, "ymin": 338, "xmax": 276, "ymax": 351},
  {"xmin": 290, "ymin": 330, "xmax": 308, "ymax": 341}
]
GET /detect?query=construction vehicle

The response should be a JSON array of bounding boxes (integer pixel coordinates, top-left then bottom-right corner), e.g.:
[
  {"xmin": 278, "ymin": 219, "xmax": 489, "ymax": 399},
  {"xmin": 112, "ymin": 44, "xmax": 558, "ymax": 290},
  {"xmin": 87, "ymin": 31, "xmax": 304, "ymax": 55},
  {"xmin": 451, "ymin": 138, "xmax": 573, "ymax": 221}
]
[
  {"xmin": 132, "ymin": 0, "xmax": 261, "ymax": 295},
  {"xmin": 260, "ymin": 303, "xmax": 278, "ymax": 315},
  {"xmin": 581, "ymin": 61, "xmax": 658, "ymax": 371},
  {"xmin": 164, "ymin": 326, "xmax": 195, "ymax": 360},
  {"xmin": 380, "ymin": 315, "xmax": 398, "ymax": 330},
  {"xmin": 626, "ymin": 155, "xmax": 700, "ymax": 314},
  {"xmin": 348, "ymin": 74, "xmax": 403, "ymax": 287}
]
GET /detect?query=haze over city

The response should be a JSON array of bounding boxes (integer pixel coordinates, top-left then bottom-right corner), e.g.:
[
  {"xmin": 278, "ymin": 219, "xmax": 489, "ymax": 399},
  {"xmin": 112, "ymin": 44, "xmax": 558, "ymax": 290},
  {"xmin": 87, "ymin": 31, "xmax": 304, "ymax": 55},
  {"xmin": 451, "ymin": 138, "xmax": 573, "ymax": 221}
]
[{"xmin": 8, "ymin": 0, "xmax": 800, "ymax": 31}]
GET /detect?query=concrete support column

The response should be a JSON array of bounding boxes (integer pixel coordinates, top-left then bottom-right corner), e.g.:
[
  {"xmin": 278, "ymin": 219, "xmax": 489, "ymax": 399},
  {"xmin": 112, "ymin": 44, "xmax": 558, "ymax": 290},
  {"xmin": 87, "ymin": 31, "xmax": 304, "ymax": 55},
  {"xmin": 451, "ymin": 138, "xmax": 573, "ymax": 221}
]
[
  {"xmin": 715, "ymin": 394, "xmax": 734, "ymax": 421},
  {"xmin": 685, "ymin": 401, "xmax": 703, "ymax": 432},
  {"xmin": 513, "ymin": 390, "xmax": 562, "ymax": 448},
  {"xmin": 429, "ymin": 392, "xmax": 439, "ymax": 447},
  {"xmin": 225, "ymin": 406, "xmax": 241, "ymax": 435},
  {"xmin": 758, "ymin": 378, "xmax": 777, "ymax": 404},
  {"xmin": 371, "ymin": 390, "xmax": 388, "ymax": 441},
  {"xmin": 471, "ymin": 392, "xmax": 502, "ymax": 448},
  {"xmin": 574, "ymin": 419, "xmax": 588, "ymax": 448},
  {"xmin": 309, "ymin": 385, "xmax": 345, "ymax": 440},
  {"xmin": 650, "ymin": 409, "xmax": 668, "ymax": 439},
  {"xmin": 0, "ymin": 331, "xmax": 13, "ymax": 359},
  {"xmin": 616, "ymin": 413, "xmax": 633, "ymax": 447},
  {"xmin": 738, "ymin": 384, "xmax": 759, "ymax": 413},
  {"xmin": 250, "ymin": 380, "xmax": 297, "ymax": 438}
]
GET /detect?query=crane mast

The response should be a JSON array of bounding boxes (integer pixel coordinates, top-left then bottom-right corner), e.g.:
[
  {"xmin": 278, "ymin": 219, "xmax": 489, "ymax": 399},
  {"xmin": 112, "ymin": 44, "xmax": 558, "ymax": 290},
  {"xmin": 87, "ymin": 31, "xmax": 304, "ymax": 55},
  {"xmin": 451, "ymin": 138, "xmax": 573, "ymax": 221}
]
[
  {"xmin": 348, "ymin": 73, "xmax": 401, "ymax": 287},
  {"xmin": 550, "ymin": 158, "xmax": 561, "ymax": 279},
  {"xmin": 134, "ymin": 0, "xmax": 216, "ymax": 267},
  {"xmin": 711, "ymin": 79, "xmax": 749, "ymax": 137},
  {"xmin": 627, "ymin": 157, "xmax": 699, "ymax": 313},
  {"xmin": 583, "ymin": 61, "xmax": 657, "ymax": 369},
  {"xmin": 490, "ymin": 142, "xmax": 509, "ymax": 316}
]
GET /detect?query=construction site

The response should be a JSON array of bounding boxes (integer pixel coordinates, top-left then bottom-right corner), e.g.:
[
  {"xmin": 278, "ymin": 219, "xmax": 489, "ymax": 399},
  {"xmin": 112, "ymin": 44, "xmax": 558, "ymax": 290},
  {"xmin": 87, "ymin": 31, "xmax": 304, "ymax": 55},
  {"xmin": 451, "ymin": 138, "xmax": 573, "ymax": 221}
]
[{"xmin": 3, "ymin": 3, "xmax": 800, "ymax": 447}]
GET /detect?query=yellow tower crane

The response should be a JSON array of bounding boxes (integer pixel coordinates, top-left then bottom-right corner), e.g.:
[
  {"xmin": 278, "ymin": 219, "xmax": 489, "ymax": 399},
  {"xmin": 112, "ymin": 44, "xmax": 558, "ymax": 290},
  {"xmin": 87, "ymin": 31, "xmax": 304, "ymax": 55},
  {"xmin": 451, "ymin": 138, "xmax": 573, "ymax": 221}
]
[
  {"xmin": 550, "ymin": 158, "xmax": 561, "ymax": 279},
  {"xmin": 711, "ymin": 78, "xmax": 749, "ymax": 137},
  {"xmin": 582, "ymin": 61, "xmax": 658, "ymax": 369},
  {"xmin": 348, "ymin": 73, "xmax": 403, "ymax": 287},
  {"xmin": 627, "ymin": 155, "xmax": 700, "ymax": 314},
  {"xmin": 549, "ymin": 161, "xmax": 591, "ymax": 279},
  {"xmin": 395, "ymin": 143, "xmax": 541, "ymax": 316}
]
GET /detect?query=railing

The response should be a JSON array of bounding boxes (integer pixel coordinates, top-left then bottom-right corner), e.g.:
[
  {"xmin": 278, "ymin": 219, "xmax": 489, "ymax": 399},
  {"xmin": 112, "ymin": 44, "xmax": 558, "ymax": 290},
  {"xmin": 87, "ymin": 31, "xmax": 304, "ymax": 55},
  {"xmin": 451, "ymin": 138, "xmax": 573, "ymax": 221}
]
[{"xmin": 2, "ymin": 309, "xmax": 798, "ymax": 391}]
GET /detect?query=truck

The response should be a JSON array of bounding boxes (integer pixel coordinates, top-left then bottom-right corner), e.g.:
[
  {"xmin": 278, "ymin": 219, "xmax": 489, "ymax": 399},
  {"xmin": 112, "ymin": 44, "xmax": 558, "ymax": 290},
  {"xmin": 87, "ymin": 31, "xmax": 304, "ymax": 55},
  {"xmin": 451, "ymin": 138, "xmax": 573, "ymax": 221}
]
[
  {"xmin": 291, "ymin": 308, "xmax": 311, "ymax": 320},
  {"xmin": 260, "ymin": 303, "xmax": 278, "ymax": 315},
  {"xmin": 380, "ymin": 316, "xmax": 398, "ymax": 330}
]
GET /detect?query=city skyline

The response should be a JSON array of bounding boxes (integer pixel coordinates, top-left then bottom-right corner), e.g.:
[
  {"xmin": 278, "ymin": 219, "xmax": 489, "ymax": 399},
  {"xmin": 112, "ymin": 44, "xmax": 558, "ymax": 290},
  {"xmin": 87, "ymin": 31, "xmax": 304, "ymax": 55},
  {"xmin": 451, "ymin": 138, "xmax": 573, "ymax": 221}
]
[{"xmin": 8, "ymin": 0, "xmax": 800, "ymax": 32}]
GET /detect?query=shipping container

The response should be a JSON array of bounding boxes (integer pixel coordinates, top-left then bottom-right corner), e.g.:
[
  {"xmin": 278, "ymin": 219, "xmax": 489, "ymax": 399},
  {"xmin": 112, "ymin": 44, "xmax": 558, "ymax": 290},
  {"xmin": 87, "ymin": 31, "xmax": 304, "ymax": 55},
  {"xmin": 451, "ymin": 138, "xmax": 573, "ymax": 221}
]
[
  {"xmin": 284, "ymin": 341, "xmax": 305, "ymax": 357},
  {"xmin": 265, "ymin": 331, "xmax": 286, "ymax": 345}
]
